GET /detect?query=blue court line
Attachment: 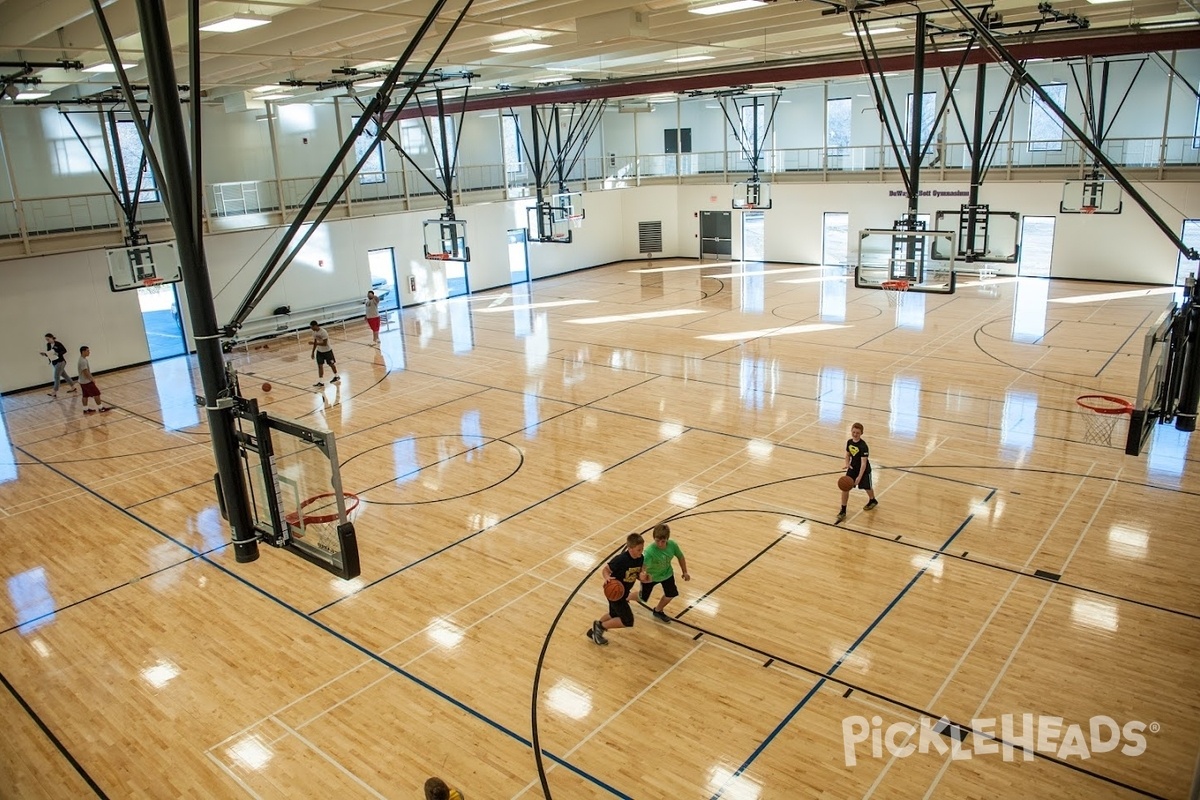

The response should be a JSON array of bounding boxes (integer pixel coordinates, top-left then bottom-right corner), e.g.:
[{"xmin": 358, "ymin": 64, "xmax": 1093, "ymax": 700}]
[
  {"xmin": 16, "ymin": 446, "xmax": 628, "ymax": 799},
  {"xmin": 710, "ymin": 512, "xmax": 979, "ymax": 800}
]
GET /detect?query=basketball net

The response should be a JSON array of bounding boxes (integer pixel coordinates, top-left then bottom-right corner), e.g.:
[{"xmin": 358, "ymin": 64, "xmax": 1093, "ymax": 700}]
[
  {"xmin": 881, "ymin": 279, "xmax": 909, "ymax": 307},
  {"xmin": 1076, "ymin": 395, "xmax": 1132, "ymax": 447},
  {"xmin": 1081, "ymin": 206, "xmax": 1097, "ymax": 215}
]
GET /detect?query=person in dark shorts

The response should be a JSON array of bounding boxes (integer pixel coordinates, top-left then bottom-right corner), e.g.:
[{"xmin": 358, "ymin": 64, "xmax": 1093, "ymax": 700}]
[
  {"xmin": 77, "ymin": 346, "xmax": 110, "ymax": 414},
  {"xmin": 637, "ymin": 522, "xmax": 690, "ymax": 623},
  {"xmin": 837, "ymin": 422, "xmax": 877, "ymax": 522},
  {"xmin": 588, "ymin": 533, "xmax": 645, "ymax": 646},
  {"xmin": 309, "ymin": 320, "xmax": 340, "ymax": 387},
  {"xmin": 43, "ymin": 333, "xmax": 78, "ymax": 397}
]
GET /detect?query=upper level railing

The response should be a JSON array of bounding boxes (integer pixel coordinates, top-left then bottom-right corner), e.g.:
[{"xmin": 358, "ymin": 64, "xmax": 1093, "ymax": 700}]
[{"xmin": 1, "ymin": 136, "xmax": 1196, "ymax": 247}]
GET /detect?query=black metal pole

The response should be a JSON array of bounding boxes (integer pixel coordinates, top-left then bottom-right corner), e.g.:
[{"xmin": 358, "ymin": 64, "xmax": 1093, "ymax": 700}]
[
  {"xmin": 964, "ymin": 63, "xmax": 987, "ymax": 258},
  {"xmin": 133, "ymin": 0, "xmax": 257, "ymax": 561},
  {"xmin": 909, "ymin": 12, "xmax": 926, "ymax": 218},
  {"xmin": 1175, "ymin": 286, "xmax": 1200, "ymax": 433},
  {"xmin": 948, "ymin": 0, "xmax": 1199, "ymax": 262}
]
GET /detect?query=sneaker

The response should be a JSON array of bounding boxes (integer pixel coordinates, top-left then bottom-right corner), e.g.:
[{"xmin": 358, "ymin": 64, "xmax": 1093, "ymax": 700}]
[
  {"xmin": 864, "ymin": 499, "xmax": 878, "ymax": 511},
  {"xmin": 590, "ymin": 620, "xmax": 608, "ymax": 645},
  {"xmin": 48, "ymin": 393, "xmax": 57, "ymax": 398},
  {"xmin": 835, "ymin": 510, "xmax": 846, "ymax": 523},
  {"xmin": 99, "ymin": 407, "xmax": 111, "ymax": 413},
  {"xmin": 653, "ymin": 610, "xmax": 672, "ymax": 624},
  {"xmin": 313, "ymin": 382, "xmax": 324, "ymax": 388},
  {"xmin": 84, "ymin": 409, "xmax": 97, "ymax": 415},
  {"xmin": 330, "ymin": 376, "xmax": 340, "ymax": 384}
]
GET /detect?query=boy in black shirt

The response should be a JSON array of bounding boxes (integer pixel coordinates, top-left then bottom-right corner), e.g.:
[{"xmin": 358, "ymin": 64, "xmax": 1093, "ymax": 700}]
[
  {"xmin": 588, "ymin": 533, "xmax": 645, "ymax": 646},
  {"xmin": 837, "ymin": 422, "xmax": 878, "ymax": 522}
]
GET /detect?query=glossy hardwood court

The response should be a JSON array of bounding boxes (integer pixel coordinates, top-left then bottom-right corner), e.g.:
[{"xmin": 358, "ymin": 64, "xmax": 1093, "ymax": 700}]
[{"xmin": 1, "ymin": 260, "xmax": 1198, "ymax": 799}]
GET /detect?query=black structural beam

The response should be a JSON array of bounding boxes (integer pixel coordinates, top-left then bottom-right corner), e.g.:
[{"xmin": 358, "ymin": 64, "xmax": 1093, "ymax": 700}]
[
  {"xmin": 948, "ymin": 0, "xmax": 1199, "ymax": 262},
  {"xmin": 229, "ymin": 0, "xmax": 474, "ymax": 330},
  {"xmin": 130, "ymin": 0, "xmax": 258, "ymax": 560}
]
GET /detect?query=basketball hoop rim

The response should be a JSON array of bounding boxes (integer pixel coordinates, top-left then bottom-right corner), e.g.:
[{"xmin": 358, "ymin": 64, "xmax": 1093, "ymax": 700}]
[
  {"xmin": 1081, "ymin": 206, "xmax": 1097, "ymax": 214},
  {"xmin": 1076, "ymin": 394, "xmax": 1133, "ymax": 415},
  {"xmin": 285, "ymin": 492, "xmax": 360, "ymax": 526},
  {"xmin": 881, "ymin": 279, "xmax": 911, "ymax": 291},
  {"xmin": 141, "ymin": 277, "xmax": 164, "ymax": 286}
]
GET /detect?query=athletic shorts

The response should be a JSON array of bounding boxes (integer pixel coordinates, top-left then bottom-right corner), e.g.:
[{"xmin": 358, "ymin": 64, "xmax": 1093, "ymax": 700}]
[
  {"xmin": 366, "ymin": 316, "xmax": 381, "ymax": 333},
  {"xmin": 316, "ymin": 349, "xmax": 336, "ymax": 366},
  {"xmin": 81, "ymin": 382, "xmax": 101, "ymax": 399},
  {"xmin": 607, "ymin": 599, "xmax": 634, "ymax": 627},
  {"xmin": 848, "ymin": 467, "xmax": 872, "ymax": 491},
  {"xmin": 639, "ymin": 575, "xmax": 678, "ymax": 602}
]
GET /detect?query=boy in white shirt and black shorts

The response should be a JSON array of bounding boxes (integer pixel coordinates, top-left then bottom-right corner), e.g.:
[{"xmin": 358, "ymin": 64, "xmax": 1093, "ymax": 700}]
[{"xmin": 309, "ymin": 321, "xmax": 340, "ymax": 388}]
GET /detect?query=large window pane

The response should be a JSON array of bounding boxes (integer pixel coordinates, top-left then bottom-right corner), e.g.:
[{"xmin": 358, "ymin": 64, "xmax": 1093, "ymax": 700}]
[
  {"xmin": 1029, "ymin": 84, "xmax": 1067, "ymax": 152},
  {"xmin": 739, "ymin": 104, "xmax": 767, "ymax": 162},
  {"xmin": 502, "ymin": 114, "xmax": 523, "ymax": 175},
  {"xmin": 827, "ymin": 97, "xmax": 851, "ymax": 157},
  {"xmin": 905, "ymin": 92, "xmax": 937, "ymax": 148},
  {"xmin": 352, "ymin": 115, "xmax": 385, "ymax": 184},
  {"xmin": 115, "ymin": 120, "xmax": 160, "ymax": 203}
]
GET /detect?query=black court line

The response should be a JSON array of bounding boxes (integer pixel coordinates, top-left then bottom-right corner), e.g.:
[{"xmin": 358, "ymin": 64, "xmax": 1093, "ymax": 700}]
[
  {"xmin": 683, "ymin": 512, "xmax": 1169, "ymax": 800},
  {"xmin": 0, "ymin": 669, "xmax": 108, "ymax": 798},
  {"xmin": 309, "ymin": 421, "xmax": 674, "ymax": 615},
  {"xmin": 675, "ymin": 532, "xmax": 790, "ymax": 621},
  {"xmin": 13, "ymin": 443, "xmax": 629, "ymax": 799}
]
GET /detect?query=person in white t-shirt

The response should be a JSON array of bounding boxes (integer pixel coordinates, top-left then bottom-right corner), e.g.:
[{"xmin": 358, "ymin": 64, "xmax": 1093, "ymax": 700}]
[
  {"xmin": 364, "ymin": 290, "xmax": 381, "ymax": 345},
  {"xmin": 308, "ymin": 321, "xmax": 340, "ymax": 388},
  {"xmin": 76, "ymin": 345, "xmax": 111, "ymax": 414}
]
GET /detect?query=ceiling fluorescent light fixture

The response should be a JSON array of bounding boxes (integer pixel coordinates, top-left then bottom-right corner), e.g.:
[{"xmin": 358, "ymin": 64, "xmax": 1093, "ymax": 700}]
[
  {"xmin": 1141, "ymin": 19, "xmax": 1200, "ymax": 28},
  {"xmin": 252, "ymin": 85, "xmax": 282, "ymax": 93},
  {"xmin": 531, "ymin": 75, "xmax": 571, "ymax": 84},
  {"xmin": 356, "ymin": 80, "xmax": 385, "ymax": 89},
  {"xmin": 354, "ymin": 60, "xmax": 390, "ymax": 70},
  {"xmin": 646, "ymin": 95, "xmax": 678, "ymax": 104},
  {"xmin": 84, "ymin": 62, "xmax": 138, "ymax": 72},
  {"xmin": 1085, "ymin": 0, "xmax": 1128, "ymax": 3},
  {"xmin": 256, "ymin": 94, "xmax": 292, "ymax": 101},
  {"xmin": 690, "ymin": 0, "xmax": 768, "ymax": 15},
  {"xmin": 492, "ymin": 28, "xmax": 539, "ymax": 42},
  {"xmin": 665, "ymin": 55, "xmax": 715, "ymax": 64},
  {"xmin": 16, "ymin": 91, "xmax": 51, "ymax": 100},
  {"xmin": 200, "ymin": 14, "xmax": 271, "ymax": 33},
  {"xmin": 842, "ymin": 26, "xmax": 904, "ymax": 36},
  {"xmin": 491, "ymin": 42, "xmax": 551, "ymax": 54}
]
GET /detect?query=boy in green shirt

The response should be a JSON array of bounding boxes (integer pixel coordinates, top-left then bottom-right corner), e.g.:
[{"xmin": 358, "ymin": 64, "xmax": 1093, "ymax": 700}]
[{"xmin": 637, "ymin": 522, "xmax": 690, "ymax": 623}]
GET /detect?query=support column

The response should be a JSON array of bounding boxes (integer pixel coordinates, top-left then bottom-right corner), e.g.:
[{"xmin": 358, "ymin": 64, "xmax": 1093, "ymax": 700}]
[{"xmin": 134, "ymin": 0, "xmax": 257, "ymax": 561}]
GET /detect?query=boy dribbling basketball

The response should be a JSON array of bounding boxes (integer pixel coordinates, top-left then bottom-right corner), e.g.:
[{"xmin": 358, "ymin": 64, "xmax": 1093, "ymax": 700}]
[
  {"xmin": 588, "ymin": 533, "xmax": 645, "ymax": 646},
  {"xmin": 836, "ymin": 422, "xmax": 877, "ymax": 522}
]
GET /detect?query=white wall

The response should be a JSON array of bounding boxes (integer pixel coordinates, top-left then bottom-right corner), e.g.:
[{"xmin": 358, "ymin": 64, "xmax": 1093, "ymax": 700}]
[{"xmin": 2, "ymin": 169, "xmax": 1198, "ymax": 393}]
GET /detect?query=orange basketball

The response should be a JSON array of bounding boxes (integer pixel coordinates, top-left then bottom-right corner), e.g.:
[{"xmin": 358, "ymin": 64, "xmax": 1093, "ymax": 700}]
[
  {"xmin": 603, "ymin": 579, "xmax": 625, "ymax": 601},
  {"xmin": 838, "ymin": 475, "xmax": 854, "ymax": 491},
  {"xmin": 261, "ymin": 382, "xmax": 272, "ymax": 393}
]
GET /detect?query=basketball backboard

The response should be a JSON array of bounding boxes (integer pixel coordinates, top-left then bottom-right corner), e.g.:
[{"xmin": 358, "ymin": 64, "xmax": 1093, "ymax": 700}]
[
  {"xmin": 932, "ymin": 209, "xmax": 1019, "ymax": 263},
  {"xmin": 550, "ymin": 191, "xmax": 584, "ymax": 224},
  {"xmin": 855, "ymin": 228, "xmax": 957, "ymax": 294},
  {"xmin": 1061, "ymin": 178, "xmax": 1122, "ymax": 214},
  {"xmin": 107, "ymin": 241, "xmax": 183, "ymax": 292},
  {"xmin": 1125, "ymin": 300, "xmax": 1181, "ymax": 455},
  {"xmin": 528, "ymin": 201, "xmax": 572, "ymax": 243},
  {"xmin": 226, "ymin": 395, "xmax": 361, "ymax": 579},
  {"xmin": 423, "ymin": 218, "xmax": 470, "ymax": 262},
  {"xmin": 732, "ymin": 181, "xmax": 772, "ymax": 210}
]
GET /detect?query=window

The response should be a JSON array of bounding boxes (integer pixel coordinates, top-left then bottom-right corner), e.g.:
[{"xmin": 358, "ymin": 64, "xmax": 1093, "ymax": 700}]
[
  {"xmin": 664, "ymin": 128, "xmax": 692, "ymax": 154},
  {"xmin": 905, "ymin": 92, "xmax": 937, "ymax": 149},
  {"xmin": 1193, "ymin": 89, "xmax": 1200, "ymax": 149},
  {"xmin": 826, "ymin": 97, "xmax": 851, "ymax": 157},
  {"xmin": 739, "ymin": 104, "xmax": 767, "ymax": 161},
  {"xmin": 114, "ymin": 120, "xmax": 160, "ymax": 203},
  {"xmin": 1177, "ymin": 219, "xmax": 1199, "ymax": 286},
  {"xmin": 502, "ymin": 114, "xmax": 523, "ymax": 174},
  {"xmin": 352, "ymin": 115, "xmax": 385, "ymax": 184},
  {"xmin": 1028, "ymin": 83, "xmax": 1067, "ymax": 152},
  {"xmin": 431, "ymin": 117, "xmax": 457, "ymax": 178}
]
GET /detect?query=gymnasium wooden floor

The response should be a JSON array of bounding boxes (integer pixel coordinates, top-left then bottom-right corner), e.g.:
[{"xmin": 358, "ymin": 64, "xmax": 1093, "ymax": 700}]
[{"xmin": 1, "ymin": 260, "xmax": 1198, "ymax": 799}]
